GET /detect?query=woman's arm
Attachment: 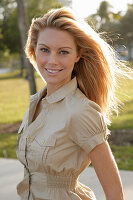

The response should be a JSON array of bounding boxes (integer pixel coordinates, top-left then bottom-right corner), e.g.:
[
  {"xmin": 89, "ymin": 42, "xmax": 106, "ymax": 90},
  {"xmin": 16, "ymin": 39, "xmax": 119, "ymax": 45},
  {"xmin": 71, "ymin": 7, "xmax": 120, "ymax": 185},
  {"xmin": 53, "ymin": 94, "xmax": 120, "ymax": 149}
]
[{"xmin": 89, "ymin": 141, "xmax": 124, "ymax": 200}]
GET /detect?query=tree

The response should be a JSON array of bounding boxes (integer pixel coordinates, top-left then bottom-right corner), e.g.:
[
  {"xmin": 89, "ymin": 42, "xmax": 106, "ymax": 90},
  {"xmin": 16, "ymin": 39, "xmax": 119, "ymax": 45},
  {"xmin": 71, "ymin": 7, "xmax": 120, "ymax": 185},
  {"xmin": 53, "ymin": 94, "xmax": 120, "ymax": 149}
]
[
  {"xmin": 118, "ymin": 4, "xmax": 133, "ymax": 60},
  {"xmin": 86, "ymin": 1, "xmax": 116, "ymax": 31},
  {"xmin": 2, "ymin": 9, "xmax": 21, "ymax": 54},
  {"xmin": 0, "ymin": 0, "xmax": 62, "ymax": 55},
  {"xmin": 119, "ymin": 4, "xmax": 133, "ymax": 45},
  {"xmin": 86, "ymin": 1, "xmax": 123, "ymax": 46},
  {"xmin": 97, "ymin": 1, "xmax": 112, "ymax": 24},
  {"xmin": 25, "ymin": 0, "xmax": 62, "ymax": 23},
  {"xmin": 0, "ymin": 0, "xmax": 21, "ymax": 54},
  {"xmin": 0, "ymin": 0, "xmax": 63, "ymax": 85},
  {"xmin": 16, "ymin": 0, "xmax": 37, "ymax": 95}
]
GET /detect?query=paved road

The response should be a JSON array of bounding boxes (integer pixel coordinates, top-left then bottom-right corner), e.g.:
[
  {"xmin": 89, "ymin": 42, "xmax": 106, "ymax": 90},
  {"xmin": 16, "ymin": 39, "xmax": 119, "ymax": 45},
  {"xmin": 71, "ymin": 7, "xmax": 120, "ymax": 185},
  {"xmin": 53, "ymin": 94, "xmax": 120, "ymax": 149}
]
[{"xmin": 0, "ymin": 158, "xmax": 133, "ymax": 200}]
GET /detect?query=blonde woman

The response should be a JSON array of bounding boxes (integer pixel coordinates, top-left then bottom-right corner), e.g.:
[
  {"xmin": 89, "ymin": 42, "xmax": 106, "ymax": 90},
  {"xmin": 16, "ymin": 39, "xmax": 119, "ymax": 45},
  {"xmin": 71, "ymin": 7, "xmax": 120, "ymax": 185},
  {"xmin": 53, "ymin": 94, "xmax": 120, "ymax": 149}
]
[{"xmin": 16, "ymin": 7, "xmax": 127, "ymax": 200}]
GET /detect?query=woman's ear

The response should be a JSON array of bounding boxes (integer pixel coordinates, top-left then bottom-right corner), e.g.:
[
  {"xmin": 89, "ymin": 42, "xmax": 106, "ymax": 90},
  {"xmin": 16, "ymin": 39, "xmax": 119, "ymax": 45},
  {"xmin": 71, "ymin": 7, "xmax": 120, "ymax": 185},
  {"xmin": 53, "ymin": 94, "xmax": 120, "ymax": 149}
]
[
  {"xmin": 75, "ymin": 55, "xmax": 80, "ymax": 63},
  {"xmin": 75, "ymin": 48, "xmax": 83, "ymax": 63}
]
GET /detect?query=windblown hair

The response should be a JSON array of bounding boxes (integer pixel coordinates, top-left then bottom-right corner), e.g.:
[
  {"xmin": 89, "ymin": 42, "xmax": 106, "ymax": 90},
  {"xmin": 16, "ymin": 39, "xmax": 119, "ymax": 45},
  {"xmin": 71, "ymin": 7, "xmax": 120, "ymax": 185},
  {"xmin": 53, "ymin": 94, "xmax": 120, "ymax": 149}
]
[{"xmin": 25, "ymin": 7, "xmax": 131, "ymax": 122}]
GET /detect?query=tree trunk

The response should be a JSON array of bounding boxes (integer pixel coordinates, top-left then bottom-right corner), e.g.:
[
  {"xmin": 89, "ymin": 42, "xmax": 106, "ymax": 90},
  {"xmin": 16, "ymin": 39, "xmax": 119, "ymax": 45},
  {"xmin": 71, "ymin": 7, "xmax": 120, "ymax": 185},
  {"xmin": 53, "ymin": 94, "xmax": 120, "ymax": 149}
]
[
  {"xmin": 20, "ymin": 48, "xmax": 24, "ymax": 77},
  {"xmin": 16, "ymin": 0, "xmax": 37, "ymax": 95}
]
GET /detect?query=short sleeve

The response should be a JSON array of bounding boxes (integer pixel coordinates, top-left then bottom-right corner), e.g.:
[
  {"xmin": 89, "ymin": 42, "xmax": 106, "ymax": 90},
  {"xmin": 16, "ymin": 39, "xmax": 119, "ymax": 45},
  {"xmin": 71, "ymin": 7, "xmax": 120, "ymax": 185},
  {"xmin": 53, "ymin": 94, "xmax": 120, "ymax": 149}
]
[{"xmin": 69, "ymin": 100, "xmax": 110, "ymax": 153}]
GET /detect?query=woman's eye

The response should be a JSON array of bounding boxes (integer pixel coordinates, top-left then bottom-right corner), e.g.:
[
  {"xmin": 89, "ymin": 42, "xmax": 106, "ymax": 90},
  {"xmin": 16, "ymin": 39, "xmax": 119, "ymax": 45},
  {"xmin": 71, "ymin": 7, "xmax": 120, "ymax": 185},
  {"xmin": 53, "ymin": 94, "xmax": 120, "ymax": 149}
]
[
  {"xmin": 60, "ymin": 50, "xmax": 69, "ymax": 55},
  {"xmin": 40, "ymin": 48, "xmax": 49, "ymax": 52}
]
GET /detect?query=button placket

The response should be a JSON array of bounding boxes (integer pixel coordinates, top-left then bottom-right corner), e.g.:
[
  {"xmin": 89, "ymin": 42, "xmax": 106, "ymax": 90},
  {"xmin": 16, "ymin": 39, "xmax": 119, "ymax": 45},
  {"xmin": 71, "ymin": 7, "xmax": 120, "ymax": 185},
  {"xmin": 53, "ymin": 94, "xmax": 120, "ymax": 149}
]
[
  {"xmin": 24, "ymin": 107, "xmax": 49, "ymax": 145},
  {"xmin": 24, "ymin": 102, "xmax": 51, "ymax": 166}
]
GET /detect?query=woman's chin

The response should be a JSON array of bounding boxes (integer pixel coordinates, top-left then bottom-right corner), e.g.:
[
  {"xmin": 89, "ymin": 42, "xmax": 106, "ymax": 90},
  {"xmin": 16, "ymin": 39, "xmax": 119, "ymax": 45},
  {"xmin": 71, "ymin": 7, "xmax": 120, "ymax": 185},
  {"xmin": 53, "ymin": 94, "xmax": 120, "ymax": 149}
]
[{"xmin": 44, "ymin": 77, "xmax": 60, "ymax": 85}]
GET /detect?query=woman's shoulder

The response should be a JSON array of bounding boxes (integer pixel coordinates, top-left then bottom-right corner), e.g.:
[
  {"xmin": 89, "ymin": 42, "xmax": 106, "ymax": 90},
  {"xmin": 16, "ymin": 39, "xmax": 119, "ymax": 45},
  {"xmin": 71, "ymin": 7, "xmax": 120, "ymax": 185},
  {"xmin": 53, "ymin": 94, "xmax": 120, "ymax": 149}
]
[
  {"xmin": 68, "ymin": 88, "xmax": 109, "ymax": 151},
  {"xmin": 68, "ymin": 88, "xmax": 102, "ymax": 115}
]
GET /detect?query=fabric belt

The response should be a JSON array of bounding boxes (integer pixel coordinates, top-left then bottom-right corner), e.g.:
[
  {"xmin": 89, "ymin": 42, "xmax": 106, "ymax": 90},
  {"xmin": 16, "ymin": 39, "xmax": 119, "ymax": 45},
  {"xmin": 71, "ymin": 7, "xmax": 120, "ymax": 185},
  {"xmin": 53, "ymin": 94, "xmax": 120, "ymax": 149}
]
[
  {"xmin": 17, "ymin": 167, "xmax": 78, "ymax": 199},
  {"xmin": 30, "ymin": 171, "xmax": 78, "ymax": 190}
]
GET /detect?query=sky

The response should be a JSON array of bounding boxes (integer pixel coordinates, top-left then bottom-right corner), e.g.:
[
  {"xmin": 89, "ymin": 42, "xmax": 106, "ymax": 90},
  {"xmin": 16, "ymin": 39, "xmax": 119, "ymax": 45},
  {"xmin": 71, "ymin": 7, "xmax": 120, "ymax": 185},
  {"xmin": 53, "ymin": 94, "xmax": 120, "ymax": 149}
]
[{"xmin": 72, "ymin": 0, "xmax": 133, "ymax": 18}]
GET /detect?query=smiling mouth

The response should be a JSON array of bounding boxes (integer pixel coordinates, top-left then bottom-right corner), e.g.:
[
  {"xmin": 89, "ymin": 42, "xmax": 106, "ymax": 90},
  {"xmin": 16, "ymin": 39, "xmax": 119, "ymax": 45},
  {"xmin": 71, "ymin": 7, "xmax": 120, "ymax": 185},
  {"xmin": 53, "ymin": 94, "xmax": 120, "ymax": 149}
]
[{"xmin": 46, "ymin": 68, "xmax": 63, "ymax": 74}]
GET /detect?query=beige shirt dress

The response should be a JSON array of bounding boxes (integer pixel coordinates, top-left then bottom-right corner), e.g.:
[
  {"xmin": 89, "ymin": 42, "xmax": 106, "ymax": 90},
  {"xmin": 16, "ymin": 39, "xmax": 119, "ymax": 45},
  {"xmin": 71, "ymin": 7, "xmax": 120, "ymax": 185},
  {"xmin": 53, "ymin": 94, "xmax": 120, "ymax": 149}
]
[{"xmin": 16, "ymin": 77, "xmax": 109, "ymax": 200}]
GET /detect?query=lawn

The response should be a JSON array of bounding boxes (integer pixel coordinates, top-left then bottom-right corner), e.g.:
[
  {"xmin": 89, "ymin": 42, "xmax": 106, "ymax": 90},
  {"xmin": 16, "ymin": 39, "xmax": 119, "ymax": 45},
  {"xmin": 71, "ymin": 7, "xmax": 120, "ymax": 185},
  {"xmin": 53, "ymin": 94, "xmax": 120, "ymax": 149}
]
[
  {"xmin": 111, "ymin": 144, "xmax": 133, "ymax": 171},
  {"xmin": 0, "ymin": 70, "xmax": 45, "ymax": 124},
  {"xmin": 111, "ymin": 76, "xmax": 133, "ymax": 129},
  {"xmin": 0, "ymin": 133, "xmax": 17, "ymax": 159}
]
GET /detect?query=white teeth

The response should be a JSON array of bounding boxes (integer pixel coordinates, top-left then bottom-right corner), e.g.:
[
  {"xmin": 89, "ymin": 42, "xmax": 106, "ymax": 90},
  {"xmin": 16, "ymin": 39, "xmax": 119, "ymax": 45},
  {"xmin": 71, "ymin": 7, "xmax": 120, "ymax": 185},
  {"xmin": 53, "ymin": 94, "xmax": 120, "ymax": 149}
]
[{"xmin": 46, "ymin": 69, "xmax": 61, "ymax": 73}]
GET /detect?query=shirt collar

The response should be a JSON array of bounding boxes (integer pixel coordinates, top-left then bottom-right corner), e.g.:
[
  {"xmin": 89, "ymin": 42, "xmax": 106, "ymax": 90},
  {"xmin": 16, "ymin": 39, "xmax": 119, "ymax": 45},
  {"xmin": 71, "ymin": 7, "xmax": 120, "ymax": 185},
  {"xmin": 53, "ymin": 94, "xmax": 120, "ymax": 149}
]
[{"xmin": 30, "ymin": 77, "xmax": 77, "ymax": 104}]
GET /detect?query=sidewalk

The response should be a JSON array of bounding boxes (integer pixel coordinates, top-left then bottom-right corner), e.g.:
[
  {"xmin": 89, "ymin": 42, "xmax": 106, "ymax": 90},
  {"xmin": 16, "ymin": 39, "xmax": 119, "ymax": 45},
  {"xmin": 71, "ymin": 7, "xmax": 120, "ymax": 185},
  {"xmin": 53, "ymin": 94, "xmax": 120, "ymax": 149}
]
[{"xmin": 0, "ymin": 158, "xmax": 133, "ymax": 200}]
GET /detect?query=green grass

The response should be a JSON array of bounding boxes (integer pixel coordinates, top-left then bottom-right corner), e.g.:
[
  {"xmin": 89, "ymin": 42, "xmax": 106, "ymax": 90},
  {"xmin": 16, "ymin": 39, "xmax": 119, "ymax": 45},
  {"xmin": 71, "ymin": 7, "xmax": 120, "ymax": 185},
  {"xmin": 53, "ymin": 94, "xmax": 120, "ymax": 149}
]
[
  {"xmin": 111, "ymin": 144, "xmax": 133, "ymax": 171},
  {"xmin": 0, "ymin": 133, "xmax": 17, "ymax": 159},
  {"xmin": 0, "ymin": 70, "xmax": 45, "ymax": 124},
  {"xmin": 0, "ymin": 133, "xmax": 133, "ymax": 170},
  {"xmin": 111, "ymin": 77, "xmax": 133, "ymax": 129}
]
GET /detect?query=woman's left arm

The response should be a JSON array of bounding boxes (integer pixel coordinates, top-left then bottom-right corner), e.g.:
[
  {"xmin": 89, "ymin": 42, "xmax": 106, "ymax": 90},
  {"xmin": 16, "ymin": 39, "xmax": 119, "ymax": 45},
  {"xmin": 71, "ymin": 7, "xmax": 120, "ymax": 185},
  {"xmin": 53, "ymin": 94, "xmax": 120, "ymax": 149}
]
[{"xmin": 89, "ymin": 141, "xmax": 124, "ymax": 200}]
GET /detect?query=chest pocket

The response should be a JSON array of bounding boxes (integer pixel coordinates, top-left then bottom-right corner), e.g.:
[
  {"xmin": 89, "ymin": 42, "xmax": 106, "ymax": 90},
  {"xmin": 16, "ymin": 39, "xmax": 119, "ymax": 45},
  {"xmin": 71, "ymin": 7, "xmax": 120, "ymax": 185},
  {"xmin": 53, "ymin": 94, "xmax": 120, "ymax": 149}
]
[
  {"xmin": 34, "ymin": 134, "xmax": 56, "ymax": 165},
  {"xmin": 33, "ymin": 122, "xmax": 65, "ymax": 164},
  {"xmin": 16, "ymin": 122, "xmax": 28, "ymax": 167}
]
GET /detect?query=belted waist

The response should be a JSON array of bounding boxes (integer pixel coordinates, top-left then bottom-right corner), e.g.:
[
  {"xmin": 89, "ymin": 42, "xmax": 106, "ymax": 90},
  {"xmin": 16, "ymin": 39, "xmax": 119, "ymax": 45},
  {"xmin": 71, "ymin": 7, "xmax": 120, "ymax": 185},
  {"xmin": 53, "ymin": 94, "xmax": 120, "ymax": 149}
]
[
  {"xmin": 17, "ymin": 169, "xmax": 78, "ymax": 199},
  {"xmin": 30, "ymin": 171, "xmax": 78, "ymax": 190}
]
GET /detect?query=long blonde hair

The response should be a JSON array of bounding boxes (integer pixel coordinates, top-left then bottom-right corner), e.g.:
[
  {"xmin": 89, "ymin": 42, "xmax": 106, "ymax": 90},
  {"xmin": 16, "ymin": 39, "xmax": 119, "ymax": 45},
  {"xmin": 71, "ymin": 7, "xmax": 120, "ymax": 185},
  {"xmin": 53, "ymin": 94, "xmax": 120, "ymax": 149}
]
[{"xmin": 25, "ymin": 7, "xmax": 131, "ymax": 121}]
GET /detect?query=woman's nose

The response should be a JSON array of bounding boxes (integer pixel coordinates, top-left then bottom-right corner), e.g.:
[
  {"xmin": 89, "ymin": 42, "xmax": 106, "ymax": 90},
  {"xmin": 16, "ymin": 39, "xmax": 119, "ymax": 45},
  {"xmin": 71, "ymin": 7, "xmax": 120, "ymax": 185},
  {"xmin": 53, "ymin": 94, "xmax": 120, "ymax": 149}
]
[{"xmin": 48, "ymin": 53, "xmax": 58, "ymax": 65}]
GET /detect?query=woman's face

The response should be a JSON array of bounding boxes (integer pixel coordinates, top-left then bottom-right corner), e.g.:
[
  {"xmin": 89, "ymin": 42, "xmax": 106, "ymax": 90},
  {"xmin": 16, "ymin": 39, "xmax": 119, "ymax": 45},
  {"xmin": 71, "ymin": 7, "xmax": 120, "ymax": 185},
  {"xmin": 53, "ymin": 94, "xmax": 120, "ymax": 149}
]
[{"xmin": 35, "ymin": 28, "xmax": 80, "ymax": 88}]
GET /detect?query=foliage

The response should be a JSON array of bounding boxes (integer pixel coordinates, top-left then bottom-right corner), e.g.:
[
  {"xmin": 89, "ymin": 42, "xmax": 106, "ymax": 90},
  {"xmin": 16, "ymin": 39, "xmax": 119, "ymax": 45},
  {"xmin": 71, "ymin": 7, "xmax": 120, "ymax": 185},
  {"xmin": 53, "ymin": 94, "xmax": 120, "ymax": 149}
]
[
  {"xmin": 0, "ymin": 0, "xmax": 20, "ymax": 54},
  {"xmin": 0, "ymin": 0, "xmax": 63, "ymax": 58},
  {"xmin": 25, "ymin": 0, "xmax": 62, "ymax": 23},
  {"xmin": 2, "ymin": 8, "xmax": 21, "ymax": 54},
  {"xmin": 87, "ymin": 1, "xmax": 133, "ymax": 49},
  {"xmin": 119, "ymin": 4, "xmax": 133, "ymax": 45},
  {"xmin": 97, "ymin": 0, "xmax": 112, "ymax": 23}
]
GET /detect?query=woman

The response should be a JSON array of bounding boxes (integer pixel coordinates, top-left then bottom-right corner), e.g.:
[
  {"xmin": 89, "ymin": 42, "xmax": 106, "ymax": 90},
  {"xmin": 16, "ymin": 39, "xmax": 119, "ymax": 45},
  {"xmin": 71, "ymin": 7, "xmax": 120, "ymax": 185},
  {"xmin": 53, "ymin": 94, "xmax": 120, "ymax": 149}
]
[{"xmin": 16, "ymin": 7, "xmax": 126, "ymax": 200}]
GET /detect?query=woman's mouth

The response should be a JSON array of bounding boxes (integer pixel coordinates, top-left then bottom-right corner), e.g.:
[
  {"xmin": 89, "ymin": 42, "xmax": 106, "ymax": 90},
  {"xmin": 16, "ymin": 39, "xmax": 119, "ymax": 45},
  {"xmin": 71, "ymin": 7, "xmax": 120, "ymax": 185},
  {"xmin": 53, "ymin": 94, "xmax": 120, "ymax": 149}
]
[{"xmin": 45, "ymin": 68, "xmax": 63, "ymax": 74}]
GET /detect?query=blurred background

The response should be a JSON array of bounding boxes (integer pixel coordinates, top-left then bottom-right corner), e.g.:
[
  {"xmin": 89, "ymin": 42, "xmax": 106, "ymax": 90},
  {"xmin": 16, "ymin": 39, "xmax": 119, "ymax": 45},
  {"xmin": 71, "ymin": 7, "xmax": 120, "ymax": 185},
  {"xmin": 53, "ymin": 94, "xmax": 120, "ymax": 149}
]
[{"xmin": 0, "ymin": 0, "xmax": 133, "ymax": 171}]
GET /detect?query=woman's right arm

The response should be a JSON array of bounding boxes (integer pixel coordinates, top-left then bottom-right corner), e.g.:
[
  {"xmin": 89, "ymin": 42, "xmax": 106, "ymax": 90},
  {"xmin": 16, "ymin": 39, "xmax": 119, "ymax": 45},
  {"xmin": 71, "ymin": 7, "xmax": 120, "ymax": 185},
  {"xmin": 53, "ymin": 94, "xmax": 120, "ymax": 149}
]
[{"xmin": 89, "ymin": 141, "xmax": 124, "ymax": 200}]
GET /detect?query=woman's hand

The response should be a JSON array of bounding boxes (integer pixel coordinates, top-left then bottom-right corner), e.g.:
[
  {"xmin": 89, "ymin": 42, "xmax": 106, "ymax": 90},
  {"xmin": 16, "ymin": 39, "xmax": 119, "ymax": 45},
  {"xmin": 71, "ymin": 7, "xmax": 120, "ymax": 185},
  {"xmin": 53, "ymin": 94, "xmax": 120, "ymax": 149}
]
[{"xmin": 89, "ymin": 141, "xmax": 124, "ymax": 200}]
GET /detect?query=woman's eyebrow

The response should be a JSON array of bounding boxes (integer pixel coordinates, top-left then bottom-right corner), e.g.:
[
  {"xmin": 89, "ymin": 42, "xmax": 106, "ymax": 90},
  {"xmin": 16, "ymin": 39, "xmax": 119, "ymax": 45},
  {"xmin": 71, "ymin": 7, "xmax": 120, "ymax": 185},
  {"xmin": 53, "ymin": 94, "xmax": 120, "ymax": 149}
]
[
  {"xmin": 38, "ymin": 43, "xmax": 49, "ymax": 47},
  {"xmin": 38, "ymin": 43, "xmax": 72, "ymax": 49},
  {"xmin": 59, "ymin": 47, "xmax": 72, "ymax": 50}
]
